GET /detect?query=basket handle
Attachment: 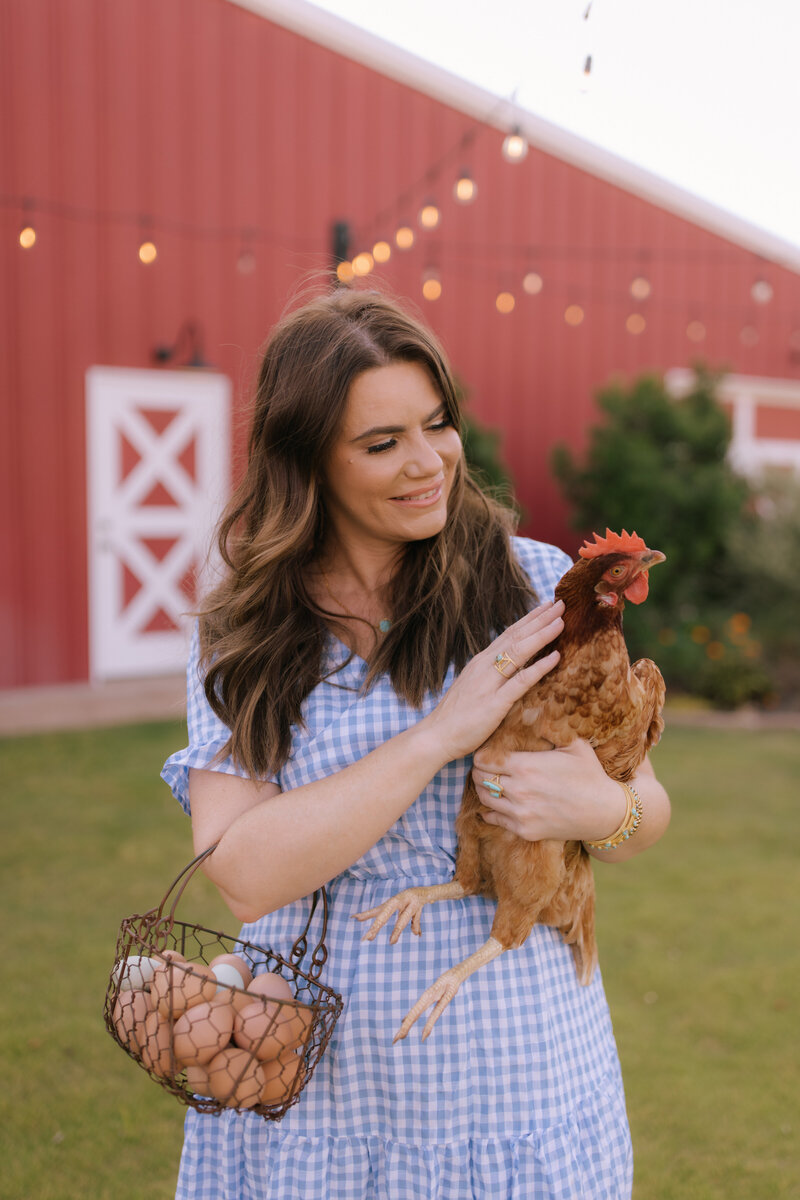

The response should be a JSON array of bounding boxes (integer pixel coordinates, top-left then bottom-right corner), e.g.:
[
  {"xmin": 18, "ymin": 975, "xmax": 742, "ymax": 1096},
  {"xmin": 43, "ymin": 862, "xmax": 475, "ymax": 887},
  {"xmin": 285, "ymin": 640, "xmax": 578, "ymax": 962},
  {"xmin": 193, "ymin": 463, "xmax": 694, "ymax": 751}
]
[{"xmin": 155, "ymin": 844, "xmax": 331, "ymax": 980}]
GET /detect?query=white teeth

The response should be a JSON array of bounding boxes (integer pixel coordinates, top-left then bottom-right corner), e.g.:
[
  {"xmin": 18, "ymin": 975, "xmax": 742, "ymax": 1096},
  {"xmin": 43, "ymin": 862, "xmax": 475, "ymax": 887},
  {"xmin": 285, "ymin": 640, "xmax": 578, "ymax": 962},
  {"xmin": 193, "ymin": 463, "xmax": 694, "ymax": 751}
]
[{"xmin": 397, "ymin": 487, "xmax": 438, "ymax": 501}]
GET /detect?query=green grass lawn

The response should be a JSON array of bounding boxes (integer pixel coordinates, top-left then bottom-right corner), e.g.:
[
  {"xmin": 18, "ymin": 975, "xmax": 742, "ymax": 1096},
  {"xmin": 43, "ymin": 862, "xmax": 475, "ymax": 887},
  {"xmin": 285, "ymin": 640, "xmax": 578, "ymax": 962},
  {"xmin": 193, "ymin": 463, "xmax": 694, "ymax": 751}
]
[{"xmin": 1, "ymin": 719, "xmax": 797, "ymax": 1199}]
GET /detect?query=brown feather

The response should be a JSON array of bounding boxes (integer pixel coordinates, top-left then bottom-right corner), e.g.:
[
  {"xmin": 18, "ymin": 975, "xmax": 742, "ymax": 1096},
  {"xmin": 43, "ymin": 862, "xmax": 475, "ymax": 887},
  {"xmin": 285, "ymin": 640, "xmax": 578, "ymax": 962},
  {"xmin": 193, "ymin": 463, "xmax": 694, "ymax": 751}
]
[{"xmin": 453, "ymin": 544, "xmax": 666, "ymax": 984}]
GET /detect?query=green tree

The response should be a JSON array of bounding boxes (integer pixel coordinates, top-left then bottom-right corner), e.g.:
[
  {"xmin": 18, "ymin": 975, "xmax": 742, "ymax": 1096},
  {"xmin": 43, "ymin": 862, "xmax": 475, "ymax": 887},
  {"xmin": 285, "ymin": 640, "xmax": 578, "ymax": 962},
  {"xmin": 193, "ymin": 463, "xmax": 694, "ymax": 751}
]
[
  {"xmin": 551, "ymin": 368, "xmax": 749, "ymax": 612},
  {"xmin": 551, "ymin": 369, "xmax": 776, "ymax": 706}
]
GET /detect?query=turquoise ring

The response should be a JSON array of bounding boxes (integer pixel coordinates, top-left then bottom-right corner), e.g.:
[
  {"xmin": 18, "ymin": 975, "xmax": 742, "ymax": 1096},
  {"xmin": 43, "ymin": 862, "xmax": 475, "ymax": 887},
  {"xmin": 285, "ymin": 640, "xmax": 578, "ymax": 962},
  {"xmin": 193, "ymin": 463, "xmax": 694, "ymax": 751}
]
[
  {"xmin": 482, "ymin": 775, "xmax": 505, "ymax": 800},
  {"xmin": 493, "ymin": 650, "xmax": 518, "ymax": 677}
]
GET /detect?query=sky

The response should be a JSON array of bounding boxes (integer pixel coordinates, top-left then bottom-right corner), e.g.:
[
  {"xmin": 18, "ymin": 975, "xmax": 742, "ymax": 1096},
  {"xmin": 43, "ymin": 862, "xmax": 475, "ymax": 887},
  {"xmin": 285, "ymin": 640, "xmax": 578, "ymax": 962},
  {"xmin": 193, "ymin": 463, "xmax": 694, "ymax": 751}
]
[{"xmin": 311, "ymin": 0, "xmax": 800, "ymax": 251}]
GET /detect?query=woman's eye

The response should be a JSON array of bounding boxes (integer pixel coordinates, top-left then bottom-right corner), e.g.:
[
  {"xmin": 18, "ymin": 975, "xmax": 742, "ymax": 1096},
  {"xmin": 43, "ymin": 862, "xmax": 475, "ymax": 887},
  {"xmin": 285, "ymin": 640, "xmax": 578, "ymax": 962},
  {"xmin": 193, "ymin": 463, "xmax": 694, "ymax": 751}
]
[
  {"xmin": 429, "ymin": 417, "xmax": 452, "ymax": 432},
  {"xmin": 367, "ymin": 439, "xmax": 396, "ymax": 455}
]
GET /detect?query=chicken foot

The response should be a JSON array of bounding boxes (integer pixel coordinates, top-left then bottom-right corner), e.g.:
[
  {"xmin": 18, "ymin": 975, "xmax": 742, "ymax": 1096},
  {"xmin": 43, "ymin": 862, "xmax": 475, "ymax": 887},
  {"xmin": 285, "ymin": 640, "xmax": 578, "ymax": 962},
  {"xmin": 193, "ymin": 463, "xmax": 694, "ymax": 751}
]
[
  {"xmin": 354, "ymin": 880, "xmax": 467, "ymax": 944},
  {"xmin": 393, "ymin": 936, "xmax": 505, "ymax": 1043}
]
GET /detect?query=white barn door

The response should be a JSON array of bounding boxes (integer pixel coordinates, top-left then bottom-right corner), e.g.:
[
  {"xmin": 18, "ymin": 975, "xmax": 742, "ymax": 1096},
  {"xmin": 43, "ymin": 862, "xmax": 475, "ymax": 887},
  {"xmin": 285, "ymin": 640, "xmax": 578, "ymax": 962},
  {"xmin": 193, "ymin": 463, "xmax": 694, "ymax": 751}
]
[{"xmin": 86, "ymin": 366, "xmax": 230, "ymax": 680}]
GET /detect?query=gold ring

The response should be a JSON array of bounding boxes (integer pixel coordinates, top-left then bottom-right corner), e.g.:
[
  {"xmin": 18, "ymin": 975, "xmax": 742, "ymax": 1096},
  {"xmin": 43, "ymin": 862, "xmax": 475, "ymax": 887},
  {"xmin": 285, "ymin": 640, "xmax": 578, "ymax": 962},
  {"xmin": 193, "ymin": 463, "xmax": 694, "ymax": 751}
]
[
  {"xmin": 482, "ymin": 775, "xmax": 505, "ymax": 799},
  {"xmin": 493, "ymin": 651, "xmax": 518, "ymax": 677}
]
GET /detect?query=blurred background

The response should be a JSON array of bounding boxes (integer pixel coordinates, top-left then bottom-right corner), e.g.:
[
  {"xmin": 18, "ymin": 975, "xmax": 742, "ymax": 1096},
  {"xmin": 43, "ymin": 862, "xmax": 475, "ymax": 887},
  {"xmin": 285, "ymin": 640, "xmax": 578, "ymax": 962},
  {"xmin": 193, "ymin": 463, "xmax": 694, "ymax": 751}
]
[
  {"xmin": 3, "ymin": 0, "xmax": 800, "ymax": 713},
  {"xmin": 2, "ymin": 4, "xmax": 799, "ymax": 1196}
]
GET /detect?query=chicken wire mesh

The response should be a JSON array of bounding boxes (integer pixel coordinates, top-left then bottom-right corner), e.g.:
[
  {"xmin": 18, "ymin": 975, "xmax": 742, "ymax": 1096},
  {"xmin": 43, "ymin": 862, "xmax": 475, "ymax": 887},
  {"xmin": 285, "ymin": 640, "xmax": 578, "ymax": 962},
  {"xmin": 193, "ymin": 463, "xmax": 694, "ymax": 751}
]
[{"xmin": 103, "ymin": 847, "xmax": 343, "ymax": 1119}]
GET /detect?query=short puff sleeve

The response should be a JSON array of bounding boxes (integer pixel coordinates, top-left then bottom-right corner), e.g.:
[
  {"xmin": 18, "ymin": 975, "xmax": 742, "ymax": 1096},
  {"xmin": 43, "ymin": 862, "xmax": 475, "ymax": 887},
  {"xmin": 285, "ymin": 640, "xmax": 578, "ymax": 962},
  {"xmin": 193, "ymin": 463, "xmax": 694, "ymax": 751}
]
[{"xmin": 160, "ymin": 622, "xmax": 279, "ymax": 816}]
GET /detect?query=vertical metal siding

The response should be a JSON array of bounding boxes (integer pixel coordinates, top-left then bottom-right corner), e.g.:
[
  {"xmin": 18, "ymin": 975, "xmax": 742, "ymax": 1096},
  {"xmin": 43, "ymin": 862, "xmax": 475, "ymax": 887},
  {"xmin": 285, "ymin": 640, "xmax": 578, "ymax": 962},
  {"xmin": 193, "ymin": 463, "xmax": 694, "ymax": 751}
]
[{"xmin": 4, "ymin": 0, "xmax": 800, "ymax": 685}]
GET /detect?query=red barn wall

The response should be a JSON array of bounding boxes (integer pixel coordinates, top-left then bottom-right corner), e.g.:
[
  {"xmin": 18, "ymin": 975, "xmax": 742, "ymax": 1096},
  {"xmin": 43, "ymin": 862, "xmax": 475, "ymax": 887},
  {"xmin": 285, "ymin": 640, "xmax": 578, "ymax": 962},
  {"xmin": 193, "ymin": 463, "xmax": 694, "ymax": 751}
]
[{"xmin": 3, "ymin": 0, "xmax": 800, "ymax": 687}]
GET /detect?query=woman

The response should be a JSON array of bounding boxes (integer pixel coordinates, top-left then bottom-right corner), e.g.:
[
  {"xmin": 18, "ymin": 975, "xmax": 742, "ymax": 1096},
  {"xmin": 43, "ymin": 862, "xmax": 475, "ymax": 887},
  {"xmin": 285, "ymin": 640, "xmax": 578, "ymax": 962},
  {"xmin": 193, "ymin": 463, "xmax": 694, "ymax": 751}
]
[{"xmin": 162, "ymin": 288, "xmax": 670, "ymax": 1199}]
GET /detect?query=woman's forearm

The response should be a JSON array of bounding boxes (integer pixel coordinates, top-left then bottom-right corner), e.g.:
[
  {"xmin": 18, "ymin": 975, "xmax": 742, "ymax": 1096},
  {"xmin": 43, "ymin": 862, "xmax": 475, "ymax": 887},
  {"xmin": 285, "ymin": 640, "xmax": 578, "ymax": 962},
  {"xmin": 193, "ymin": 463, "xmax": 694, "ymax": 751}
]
[
  {"xmin": 583, "ymin": 761, "xmax": 671, "ymax": 864},
  {"xmin": 194, "ymin": 719, "xmax": 450, "ymax": 921},
  {"xmin": 192, "ymin": 601, "xmax": 565, "ymax": 920}
]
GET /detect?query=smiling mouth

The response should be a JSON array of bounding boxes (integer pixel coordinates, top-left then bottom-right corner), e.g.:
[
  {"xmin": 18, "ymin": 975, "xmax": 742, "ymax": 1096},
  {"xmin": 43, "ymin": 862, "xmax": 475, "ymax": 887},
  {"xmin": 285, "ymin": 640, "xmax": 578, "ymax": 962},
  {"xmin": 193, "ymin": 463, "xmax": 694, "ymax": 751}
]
[{"xmin": 390, "ymin": 482, "xmax": 444, "ymax": 505}]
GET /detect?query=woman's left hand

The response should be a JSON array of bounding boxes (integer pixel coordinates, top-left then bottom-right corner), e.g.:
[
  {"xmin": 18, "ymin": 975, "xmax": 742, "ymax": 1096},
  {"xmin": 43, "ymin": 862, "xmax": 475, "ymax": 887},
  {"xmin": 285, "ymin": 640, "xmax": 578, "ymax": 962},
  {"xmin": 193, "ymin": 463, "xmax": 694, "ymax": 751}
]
[{"xmin": 472, "ymin": 739, "xmax": 627, "ymax": 844}]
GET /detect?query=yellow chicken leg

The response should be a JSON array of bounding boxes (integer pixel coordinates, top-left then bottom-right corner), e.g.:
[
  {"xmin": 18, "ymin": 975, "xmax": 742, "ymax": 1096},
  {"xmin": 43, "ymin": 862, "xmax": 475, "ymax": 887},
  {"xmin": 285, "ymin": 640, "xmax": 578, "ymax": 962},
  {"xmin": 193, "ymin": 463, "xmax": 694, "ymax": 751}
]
[
  {"xmin": 394, "ymin": 937, "xmax": 506, "ymax": 1043},
  {"xmin": 354, "ymin": 881, "xmax": 466, "ymax": 944}
]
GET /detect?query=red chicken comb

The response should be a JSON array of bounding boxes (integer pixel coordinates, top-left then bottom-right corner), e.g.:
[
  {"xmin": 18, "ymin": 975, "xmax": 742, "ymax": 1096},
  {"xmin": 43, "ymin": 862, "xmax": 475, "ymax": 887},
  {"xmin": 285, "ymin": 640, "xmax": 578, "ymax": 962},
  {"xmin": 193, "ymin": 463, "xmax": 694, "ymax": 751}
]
[{"xmin": 578, "ymin": 528, "xmax": 648, "ymax": 559}]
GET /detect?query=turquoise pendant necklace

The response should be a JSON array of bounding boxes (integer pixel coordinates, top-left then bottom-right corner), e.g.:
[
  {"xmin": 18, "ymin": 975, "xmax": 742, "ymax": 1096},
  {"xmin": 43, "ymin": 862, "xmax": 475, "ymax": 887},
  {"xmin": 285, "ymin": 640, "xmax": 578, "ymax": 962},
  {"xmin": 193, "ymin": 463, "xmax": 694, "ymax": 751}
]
[{"xmin": 320, "ymin": 566, "xmax": 391, "ymax": 635}]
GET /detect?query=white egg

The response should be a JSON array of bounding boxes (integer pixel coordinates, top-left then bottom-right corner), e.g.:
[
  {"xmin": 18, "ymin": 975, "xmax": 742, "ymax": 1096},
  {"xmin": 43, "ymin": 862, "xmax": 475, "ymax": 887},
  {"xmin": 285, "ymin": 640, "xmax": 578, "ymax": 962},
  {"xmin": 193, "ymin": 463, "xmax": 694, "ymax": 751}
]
[
  {"xmin": 211, "ymin": 962, "xmax": 249, "ymax": 994},
  {"xmin": 113, "ymin": 954, "xmax": 160, "ymax": 992}
]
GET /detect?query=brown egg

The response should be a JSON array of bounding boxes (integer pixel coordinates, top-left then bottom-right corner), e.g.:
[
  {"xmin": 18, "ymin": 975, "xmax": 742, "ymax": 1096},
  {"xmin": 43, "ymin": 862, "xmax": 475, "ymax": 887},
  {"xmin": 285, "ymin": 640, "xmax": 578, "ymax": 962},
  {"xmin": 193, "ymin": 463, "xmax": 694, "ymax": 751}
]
[
  {"xmin": 246, "ymin": 972, "xmax": 294, "ymax": 1002},
  {"xmin": 184, "ymin": 1063, "xmax": 211, "ymax": 1096},
  {"xmin": 205, "ymin": 1047, "xmax": 266, "ymax": 1109},
  {"xmin": 112, "ymin": 987, "xmax": 153, "ymax": 1054},
  {"xmin": 152, "ymin": 960, "xmax": 217, "ymax": 1018},
  {"xmin": 140, "ymin": 1010, "xmax": 176, "ymax": 1079},
  {"xmin": 208, "ymin": 953, "xmax": 253, "ymax": 990},
  {"xmin": 233, "ymin": 998, "xmax": 313, "ymax": 1060},
  {"xmin": 173, "ymin": 998, "xmax": 235, "ymax": 1066},
  {"xmin": 259, "ymin": 1050, "xmax": 306, "ymax": 1106}
]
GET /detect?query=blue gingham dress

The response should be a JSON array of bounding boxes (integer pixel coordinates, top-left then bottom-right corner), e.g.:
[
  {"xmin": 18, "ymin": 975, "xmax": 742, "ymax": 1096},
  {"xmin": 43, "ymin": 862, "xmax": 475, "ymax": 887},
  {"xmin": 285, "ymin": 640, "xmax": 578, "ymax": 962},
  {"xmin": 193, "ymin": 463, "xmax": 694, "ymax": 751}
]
[{"xmin": 161, "ymin": 538, "xmax": 633, "ymax": 1200}]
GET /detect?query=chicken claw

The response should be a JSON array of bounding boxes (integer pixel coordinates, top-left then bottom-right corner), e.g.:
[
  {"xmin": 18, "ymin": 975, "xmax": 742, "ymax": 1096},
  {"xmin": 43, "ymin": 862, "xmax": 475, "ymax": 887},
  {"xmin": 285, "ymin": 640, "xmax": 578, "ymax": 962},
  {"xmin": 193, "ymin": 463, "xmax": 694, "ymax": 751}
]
[
  {"xmin": 354, "ymin": 882, "xmax": 465, "ymax": 944},
  {"xmin": 393, "ymin": 969, "xmax": 465, "ymax": 1043},
  {"xmin": 393, "ymin": 936, "xmax": 506, "ymax": 1043}
]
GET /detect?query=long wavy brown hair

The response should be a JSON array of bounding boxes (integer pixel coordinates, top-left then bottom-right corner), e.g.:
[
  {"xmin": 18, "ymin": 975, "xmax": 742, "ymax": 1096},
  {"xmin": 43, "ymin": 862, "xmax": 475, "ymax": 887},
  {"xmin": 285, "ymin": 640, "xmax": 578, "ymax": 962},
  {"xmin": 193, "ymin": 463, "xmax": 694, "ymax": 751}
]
[{"xmin": 200, "ymin": 288, "xmax": 536, "ymax": 778}]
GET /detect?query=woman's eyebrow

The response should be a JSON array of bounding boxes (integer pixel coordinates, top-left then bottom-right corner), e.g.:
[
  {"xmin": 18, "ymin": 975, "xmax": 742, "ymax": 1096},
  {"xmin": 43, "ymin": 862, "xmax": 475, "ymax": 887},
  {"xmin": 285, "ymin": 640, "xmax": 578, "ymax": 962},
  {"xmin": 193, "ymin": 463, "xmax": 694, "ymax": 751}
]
[{"xmin": 350, "ymin": 404, "xmax": 446, "ymax": 443}]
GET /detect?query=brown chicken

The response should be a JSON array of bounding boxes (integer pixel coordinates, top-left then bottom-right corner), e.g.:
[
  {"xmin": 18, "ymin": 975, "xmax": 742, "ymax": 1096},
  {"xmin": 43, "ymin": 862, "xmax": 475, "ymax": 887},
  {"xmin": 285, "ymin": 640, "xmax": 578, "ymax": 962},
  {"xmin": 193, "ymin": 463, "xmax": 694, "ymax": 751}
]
[{"xmin": 356, "ymin": 529, "xmax": 666, "ymax": 1041}]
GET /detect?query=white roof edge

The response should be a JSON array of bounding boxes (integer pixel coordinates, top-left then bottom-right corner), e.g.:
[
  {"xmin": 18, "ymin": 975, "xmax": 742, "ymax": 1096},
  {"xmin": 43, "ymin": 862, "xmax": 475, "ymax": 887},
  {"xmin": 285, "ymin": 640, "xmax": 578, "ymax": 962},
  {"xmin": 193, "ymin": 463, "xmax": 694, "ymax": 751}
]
[
  {"xmin": 666, "ymin": 369, "xmax": 800, "ymax": 402},
  {"xmin": 227, "ymin": 0, "xmax": 800, "ymax": 274}
]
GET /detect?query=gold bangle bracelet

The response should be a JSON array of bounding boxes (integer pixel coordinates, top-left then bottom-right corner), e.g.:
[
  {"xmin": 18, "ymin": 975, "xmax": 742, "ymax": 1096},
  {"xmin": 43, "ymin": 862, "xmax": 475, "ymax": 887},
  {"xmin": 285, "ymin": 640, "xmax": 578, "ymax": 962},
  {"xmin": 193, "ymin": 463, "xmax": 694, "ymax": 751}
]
[{"xmin": 585, "ymin": 782, "xmax": 643, "ymax": 851}]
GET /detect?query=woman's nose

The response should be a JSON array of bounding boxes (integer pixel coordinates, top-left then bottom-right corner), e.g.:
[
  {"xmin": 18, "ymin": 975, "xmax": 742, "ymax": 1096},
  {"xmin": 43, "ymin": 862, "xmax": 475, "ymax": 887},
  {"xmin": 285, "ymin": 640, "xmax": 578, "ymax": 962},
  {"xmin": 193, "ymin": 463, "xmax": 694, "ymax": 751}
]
[{"xmin": 404, "ymin": 432, "xmax": 443, "ymax": 477}]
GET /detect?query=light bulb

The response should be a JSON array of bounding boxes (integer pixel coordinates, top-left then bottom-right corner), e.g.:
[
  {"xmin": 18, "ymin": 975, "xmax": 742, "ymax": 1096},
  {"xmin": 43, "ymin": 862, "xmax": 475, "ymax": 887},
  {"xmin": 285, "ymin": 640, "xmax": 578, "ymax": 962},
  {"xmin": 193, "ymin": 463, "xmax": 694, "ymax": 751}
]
[
  {"xmin": 352, "ymin": 252, "xmax": 374, "ymax": 277},
  {"xmin": 373, "ymin": 240, "xmax": 391, "ymax": 263},
  {"xmin": 626, "ymin": 314, "xmax": 646, "ymax": 335},
  {"xmin": 336, "ymin": 260, "xmax": 355, "ymax": 283},
  {"xmin": 395, "ymin": 226, "xmax": 415, "ymax": 250},
  {"xmin": 422, "ymin": 270, "xmax": 442, "ymax": 301},
  {"xmin": 19, "ymin": 225, "xmax": 37, "ymax": 249},
  {"xmin": 564, "ymin": 305, "xmax": 584, "ymax": 327},
  {"xmin": 502, "ymin": 128, "xmax": 528, "ymax": 163},
  {"xmin": 454, "ymin": 172, "xmax": 477, "ymax": 204},
  {"xmin": 496, "ymin": 292, "xmax": 515, "ymax": 314},
  {"xmin": 522, "ymin": 272, "xmax": 543, "ymax": 295},
  {"xmin": 751, "ymin": 279, "xmax": 773, "ymax": 305},
  {"xmin": 138, "ymin": 240, "xmax": 157, "ymax": 264},
  {"xmin": 419, "ymin": 202, "xmax": 440, "ymax": 230},
  {"xmin": 630, "ymin": 276, "xmax": 651, "ymax": 300}
]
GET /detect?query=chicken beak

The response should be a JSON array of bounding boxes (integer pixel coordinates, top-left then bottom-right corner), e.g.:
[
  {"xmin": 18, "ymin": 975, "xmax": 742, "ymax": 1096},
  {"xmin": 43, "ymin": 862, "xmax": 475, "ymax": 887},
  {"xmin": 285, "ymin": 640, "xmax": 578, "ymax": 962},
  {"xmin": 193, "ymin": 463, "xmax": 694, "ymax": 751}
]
[{"xmin": 623, "ymin": 549, "xmax": 665, "ymax": 604}]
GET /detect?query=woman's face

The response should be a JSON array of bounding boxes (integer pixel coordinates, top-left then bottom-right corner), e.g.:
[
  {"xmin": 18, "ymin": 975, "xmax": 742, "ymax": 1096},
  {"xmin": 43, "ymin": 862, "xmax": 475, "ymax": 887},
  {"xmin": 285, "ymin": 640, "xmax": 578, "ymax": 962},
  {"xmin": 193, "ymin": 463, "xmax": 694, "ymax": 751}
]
[{"xmin": 322, "ymin": 360, "xmax": 463, "ymax": 554}]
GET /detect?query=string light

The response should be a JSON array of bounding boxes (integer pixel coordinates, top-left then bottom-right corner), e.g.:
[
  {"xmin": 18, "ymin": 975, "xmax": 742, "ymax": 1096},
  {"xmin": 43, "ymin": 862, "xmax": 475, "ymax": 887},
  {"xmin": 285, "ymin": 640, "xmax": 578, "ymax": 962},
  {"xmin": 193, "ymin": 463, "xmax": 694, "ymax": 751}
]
[
  {"xmin": 454, "ymin": 170, "xmax": 477, "ymax": 203},
  {"xmin": 352, "ymin": 251, "xmax": 374, "ymax": 276},
  {"xmin": 564, "ymin": 305, "xmax": 585, "ymax": 326},
  {"xmin": 19, "ymin": 224, "xmax": 36, "ymax": 249},
  {"xmin": 236, "ymin": 249, "xmax": 256, "ymax": 275},
  {"xmin": 686, "ymin": 320, "xmax": 706, "ymax": 342},
  {"xmin": 626, "ymin": 313, "xmax": 646, "ymax": 335},
  {"xmin": 336, "ymin": 260, "xmax": 355, "ymax": 283},
  {"xmin": 496, "ymin": 291, "xmax": 515, "ymax": 314},
  {"xmin": 419, "ymin": 202, "xmax": 441, "ymax": 230},
  {"xmin": 422, "ymin": 269, "xmax": 442, "ymax": 301},
  {"xmin": 630, "ymin": 276, "xmax": 651, "ymax": 300},
  {"xmin": 522, "ymin": 271, "xmax": 543, "ymax": 295},
  {"xmin": 373, "ymin": 240, "xmax": 391, "ymax": 263},
  {"xmin": 138, "ymin": 240, "xmax": 157, "ymax": 264},
  {"xmin": 395, "ymin": 225, "xmax": 415, "ymax": 250},
  {"xmin": 501, "ymin": 127, "xmax": 529, "ymax": 163},
  {"xmin": 751, "ymin": 279, "xmax": 773, "ymax": 304}
]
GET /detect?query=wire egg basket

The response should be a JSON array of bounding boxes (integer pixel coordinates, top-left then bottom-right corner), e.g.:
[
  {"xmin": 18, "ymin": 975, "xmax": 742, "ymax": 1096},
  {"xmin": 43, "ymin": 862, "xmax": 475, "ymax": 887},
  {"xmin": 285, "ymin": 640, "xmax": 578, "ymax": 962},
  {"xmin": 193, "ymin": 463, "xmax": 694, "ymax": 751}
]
[{"xmin": 103, "ymin": 846, "xmax": 343, "ymax": 1119}]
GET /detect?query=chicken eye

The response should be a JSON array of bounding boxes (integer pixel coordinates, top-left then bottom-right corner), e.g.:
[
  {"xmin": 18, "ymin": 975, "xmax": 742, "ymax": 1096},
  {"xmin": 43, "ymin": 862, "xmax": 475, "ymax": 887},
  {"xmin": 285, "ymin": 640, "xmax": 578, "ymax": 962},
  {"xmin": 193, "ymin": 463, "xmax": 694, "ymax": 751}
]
[{"xmin": 609, "ymin": 565, "xmax": 624, "ymax": 577}]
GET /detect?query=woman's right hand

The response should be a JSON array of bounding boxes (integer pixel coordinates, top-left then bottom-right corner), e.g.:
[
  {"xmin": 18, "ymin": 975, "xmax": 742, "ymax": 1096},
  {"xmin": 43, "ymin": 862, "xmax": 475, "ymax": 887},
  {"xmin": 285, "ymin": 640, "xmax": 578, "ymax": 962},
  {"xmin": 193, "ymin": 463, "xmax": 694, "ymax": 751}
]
[{"xmin": 419, "ymin": 599, "xmax": 564, "ymax": 763}]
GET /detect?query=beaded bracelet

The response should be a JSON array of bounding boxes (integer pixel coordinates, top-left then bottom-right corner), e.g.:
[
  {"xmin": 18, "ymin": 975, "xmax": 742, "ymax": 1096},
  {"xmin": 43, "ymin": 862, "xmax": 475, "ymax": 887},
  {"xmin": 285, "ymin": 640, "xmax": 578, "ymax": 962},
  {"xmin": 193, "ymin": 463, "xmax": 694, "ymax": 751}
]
[{"xmin": 584, "ymin": 781, "xmax": 643, "ymax": 851}]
